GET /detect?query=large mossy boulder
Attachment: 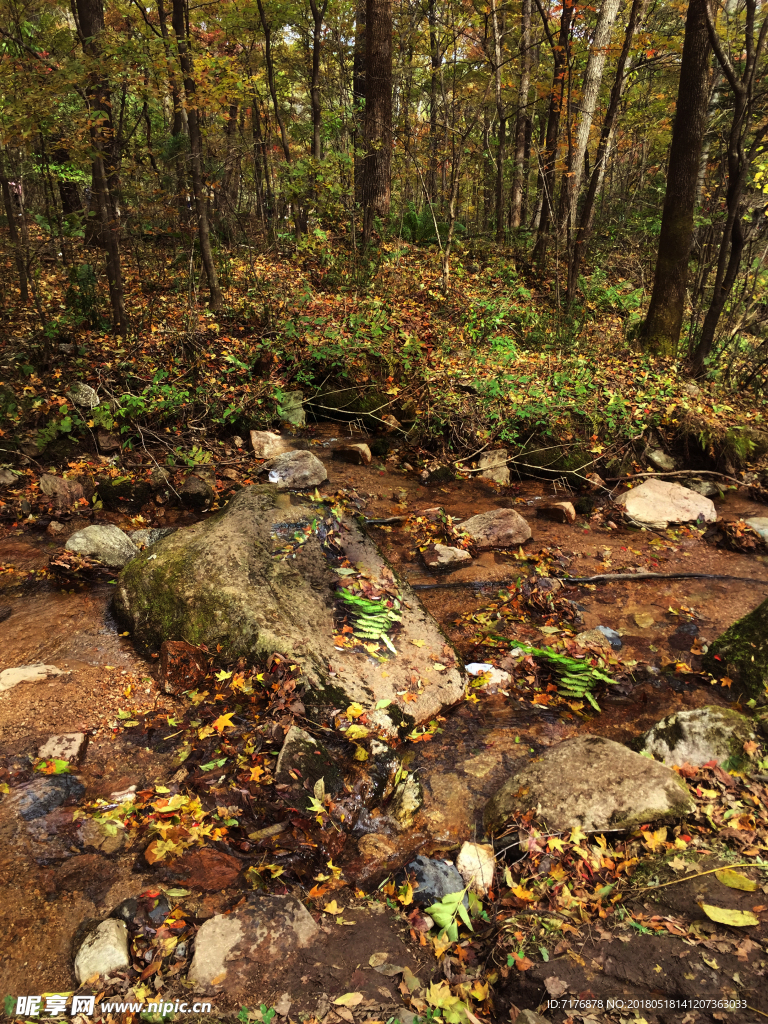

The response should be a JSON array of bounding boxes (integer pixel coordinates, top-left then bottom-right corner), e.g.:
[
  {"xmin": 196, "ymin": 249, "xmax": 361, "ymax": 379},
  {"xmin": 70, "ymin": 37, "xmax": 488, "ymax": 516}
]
[
  {"xmin": 114, "ymin": 485, "xmax": 464, "ymax": 733},
  {"xmin": 642, "ymin": 706, "xmax": 758, "ymax": 767},
  {"xmin": 703, "ymin": 598, "xmax": 768, "ymax": 701}
]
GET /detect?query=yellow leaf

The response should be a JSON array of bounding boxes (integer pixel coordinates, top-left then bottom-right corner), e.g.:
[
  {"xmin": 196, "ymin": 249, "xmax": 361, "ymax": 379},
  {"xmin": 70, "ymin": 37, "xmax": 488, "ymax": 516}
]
[
  {"xmin": 345, "ymin": 702, "xmax": 365, "ymax": 719},
  {"xmin": 249, "ymin": 765, "xmax": 264, "ymax": 782},
  {"xmin": 323, "ymin": 900, "xmax": 343, "ymax": 915},
  {"xmin": 511, "ymin": 884, "xmax": 535, "ymax": 902},
  {"xmin": 569, "ymin": 825, "xmax": 588, "ymax": 846},
  {"xmin": 333, "ymin": 993, "xmax": 363, "ymax": 1007},
  {"xmin": 345, "ymin": 724, "xmax": 370, "ymax": 740},
  {"xmin": 643, "ymin": 826, "xmax": 668, "ymax": 852},
  {"xmin": 353, "ymin": 744, "xmax": 368, "ymax": 761},
  {"xmin": 715, "ymin": 869, "xmax": 758, "ymax": 892},
  {"xmin": 213, "ymin": 712, "xmax": 235, "ymax": 732},
  {"xmin": 701, "ymin": 904, "xmax": 759, "ymax": 927},
  {"xmin": 197, "ymin": 725, "xmax": 215, "ymax": 740},
  {"xmin": 432, "ymin": 932, "xmax": 453, "ymax": 957},
  {"xmin": 411, "ymin": 639, "xmax": 426, "ymax": 647},
  {"xmin": 547, "ymin": 836, "xmax": 565, "ymax": 852}
]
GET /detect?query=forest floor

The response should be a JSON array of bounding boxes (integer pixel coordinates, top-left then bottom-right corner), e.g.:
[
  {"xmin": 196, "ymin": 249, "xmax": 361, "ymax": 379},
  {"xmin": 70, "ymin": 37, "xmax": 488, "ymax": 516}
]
[{"xmin": 1, "ymin": 238, "xmax": 768, "ymax": 1024}]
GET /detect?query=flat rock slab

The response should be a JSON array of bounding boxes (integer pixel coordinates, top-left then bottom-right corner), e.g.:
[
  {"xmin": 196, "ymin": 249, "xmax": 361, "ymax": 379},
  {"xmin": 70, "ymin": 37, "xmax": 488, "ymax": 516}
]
[
  {"xmin": 65, "ymin": 524, "xmax": 139, "ymax": 568},
  {"xmin": 189, "ymin": 896, "xmax": 319, "ymax": 991},
  {"xmin": 616, "ymin": 478, "xmax": 717, "ymax": 528},
  {"xmin": 421, "ymin": 543, "xmax": 472, "ymax": 571},
  {"xmin": 250, "ymin": 430, "xmax": 293, "ymax": 457},
  {"xmin": 38, "ymin": 732, "xmax": 87, "ymax": 763},
  {"xmin": 115, "ymin": 485, "xmax": 465, "ymax": 733},
  {"xmin": 460, "ymin": 507, "xmax": 532, "ymax": 550},
  {"xmin": 477, "ymin": 450, "xmax": 510, "ymax": 486},
  {"xmin": 484, "ymin": 734, "xmax": 695, "ymax": 834},
  {"xmin": 643, "ymin": 705, "xmax": 757, "ymax": 766},
  {"xmin": 0, "ymin": 663, "xmax": 67, "ymax": 693},
  {"xmin": 75, "ymin": 919, "xmax": 130, "ymax": 983}
]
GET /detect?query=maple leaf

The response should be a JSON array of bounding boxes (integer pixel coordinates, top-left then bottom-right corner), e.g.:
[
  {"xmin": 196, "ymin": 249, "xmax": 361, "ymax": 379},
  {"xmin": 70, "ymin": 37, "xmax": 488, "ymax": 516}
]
[
  {"xmin": 323, "ymin": 899, "xmax": 343, "ymax": 914},
  {"xmin": 249, "ymin": 765, "xmax": 264, "ymax": 782},
  {"xmin": 213, "ymin": 712, "xmax": 235, "ymax": 732}
]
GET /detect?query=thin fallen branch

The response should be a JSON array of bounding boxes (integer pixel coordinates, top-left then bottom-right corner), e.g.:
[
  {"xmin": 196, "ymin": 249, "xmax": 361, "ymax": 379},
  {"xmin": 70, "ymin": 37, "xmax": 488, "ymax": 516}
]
[
  {"xmin": 607, "ymin": 469, "xmax": 743, "ymax": 486},
  {"xmin": 410, "ymin": 570, "xmax": 768, "ymax": 590}
]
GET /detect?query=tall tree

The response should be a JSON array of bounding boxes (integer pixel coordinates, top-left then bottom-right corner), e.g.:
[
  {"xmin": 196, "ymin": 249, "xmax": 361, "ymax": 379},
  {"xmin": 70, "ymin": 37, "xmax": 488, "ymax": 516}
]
[
  {"xmin": 361, "ymin": 0, "xmax": 392, "ymax": 244},
  {"xmin": 510, "ymin": 0, "xmax": 532, "ymax": 229},
  {"xmin": 641, "ymin": 0, "xmax": 711, "ymax": 355}
]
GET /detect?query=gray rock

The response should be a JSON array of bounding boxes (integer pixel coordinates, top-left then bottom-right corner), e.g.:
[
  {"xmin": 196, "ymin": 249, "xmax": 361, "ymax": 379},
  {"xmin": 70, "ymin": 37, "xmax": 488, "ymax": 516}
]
[
  {"xmin": 688, "ymin": 478, "xmax": 720, "ymax": 498},
  {"xmin": 188, "ymin": 897, "xmax": 319, "ymax": 992},
  {"xmin": 97, "ymin": 429, "xmax": 120, "ymax": 452},
  {"xmin": 405, "ymin": 855, "xmax": 467, "ymax": 908},
  {"xmin": 114, "ymin": 485, "xmax": 465, "ymax": 732},
  {"xmin": 746, "ymin": 517, "xmax": 768, "ymax": 544},
  {"xmin": 277, "ymin": 390, "xmax": 306, "ymax": 427},
  {"xmin": 460, "ymin": 507, "xmax": 532, "ymax": 550},
  {"xmin": 39, "ymin": 474, "xmax": 84, "ymax": 509},
  {"xmin": 421, "ymin": 543, "xmax": 472, "ymax": 571},
  {"xmin": 0, "ymin": 468, "xmax": 17, "ymax": 488},
  {"xmin": 643, "ymin": 706, "xmax": 758, "ymax": 767},
  {"xmin": 275, "ymin": 726, "xmax": 342, "ymax": 808},
  {"xmin": 67, "ymin": 382, "xmax": 99, "ymax": 409},
  {"xmin": 250, "ymin": 430, "xmax": 292, "ymax": 458},
  {"xmin": 180, "ymin": 473, "xmax": 215, "ymax": 510},
  {"xmin": 596, "ymin": 625, "xmax": 622, "ymax": 650},
  {"xmin": 65, "ymin": 524, "xmax": 139, "ymax": 569},
  {"xmin": 130, "ymin": 527, "xmax": 176, "ymax": 548},
  {"xmin": 74, "ymin": 919, "xmax": 130, "ymax": 983},
  {"xmin": 648, "ymin": 449, "xmax": 677, "ymax": 472},
  {"xmin": 15, "ymin": 775, "xmax": 85, "ymax": 821},
  {"xmin": 0, "ymin": 663, "xmax": 67, "ymax": 693},
  {"xmin": 38, "ymin": 732, "xmax": 87, "ymax": 763},
  {"xmin": 574, "ymin": 629, "xmax": 613, "ymax": 652},
  {"xmin": 389, "ymin": 772, "xmax": 422, "ymax": 830},
  {"xmin": 261, "ymin": 450, "xmax": 328, "ymax": 490},
  {"xmin": 616, "ymin": 478, "xmax": 717, "ymax": 529},
  {"xmin": 477, "ymin": 450, "xmax": 510, "ymax": 486},
  {"xmin": 484, "ymin": 734, "xmax": 695, "ymax": 834},
  {"xmin": 149, "ymin": 466, "xmax": 172, "ymax": 490}
]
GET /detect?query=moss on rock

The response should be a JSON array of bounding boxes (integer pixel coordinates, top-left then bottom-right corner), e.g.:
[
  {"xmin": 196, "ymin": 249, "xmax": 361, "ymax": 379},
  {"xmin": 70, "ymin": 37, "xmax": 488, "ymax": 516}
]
[{"xmin": 702, "ymin": 598, "xmax": 768, "ymax": 700}]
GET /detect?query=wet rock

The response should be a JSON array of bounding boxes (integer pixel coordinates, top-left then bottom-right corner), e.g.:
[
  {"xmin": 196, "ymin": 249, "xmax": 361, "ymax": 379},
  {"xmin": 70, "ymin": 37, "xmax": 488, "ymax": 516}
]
[
  {"xmin": 260, "ymin": 450, "xmax": 328, "ymax": 490},
  {"xmin": 46, "ymin": 521, "xmax": 65, "ymax": 536},
  {"xmin": 65, "ymin": 524, "xmax": 139, "ymax": 569},
  {"xmin": 38, "ymin": 732, "xmax": 87, "ymax": 763},
  {"xmin": 39, "ymin": 473, "xmax": 84, "ymax": 509},
  {"xmin": 537, "ymin": 501, "xmax": 577, "ymax": 524},
  {"xmin": 155, "ymin": 847, "xmax": 241, "ymax": 891},
  {"xmin": 357, "ymin": 833, "xmax": 399, "ymax": 867},
  {"xmin": 689, "ymin": 478, "xmax": 720, "ymax": 498},
  {"xmin": 484, "ymin": 735, "xmax": 695, "ymax": 834},
  {"xmin": 643, "ymin": 706, "xmax": 758, "ymax": 767},
  {"xmin": 79, "ymin": 818, "xmax": 125, "ymax": 855},
  {"xmin": 596, "ymin": 625, "xmax": 622, "ymax": 650},
  {"xmin": 745, "ymin": 517, "xmax": 768, "ymax": 544},
  {"xmin": 669, "ymin": 620, "xmax": 699, "ymax": 651},
  {"xmin": 159, "ymin": 639, "xmax": 208, "ymax": 695},
  {"xmin": 0, "ymin": 663, "xmax": 67, "ymax": 693},
  {"xmin": 97, "ymin": 429, "xmax": 120, "ymax": 452},
  {"xmin": 460, "ymin": 507, "xmax": 532, "ymax": 550},
  {"xmin": 703, "ymin": 596, "xmax": 768, "ymax": 699},
  {"xmin": 0, "ymin": 605, "xmax": 11, "ymax": 624},
  {"xmin": 188, "ymin": 896, "xmax": 319, "ymax": 991},
  {"xmin": 130, "ymin": 526, "xmax": 176, "ymax": 548},
  {"xmin": 97, "ymin": 475, "xmax": 152, "ymax": 509},
  {"xmin": 456, "ymin": 842, "xmax": 495, "ymax": 895},
  {"xmin": 115, "ymin": 485, "xmax": 464, "ymax": 730},
  {"xmin": 477, "ymin": 450, "xmax": 509, "ymax": 486},
  {"xmin": 405, "ymin": 855, "xmax": 467, "ymax": 907},
  {"xmin": 757, "ymin": 710, "xmax": 768, "ymax": 737},
  {"xmin": 67, "ymin": 382, "xmax": 99, "ymax": 408},
  {"xmin": 180, "ymin": 473, "xmax": 215, "ymax": 510},
  {"xmin": 616, "ymin": 478, "xmax": 717, "ymax": 529},
  {"xmin": 333, "ymin": 442, "xmax": 372, "ymax": 466},
  {"xmin": 585, "ymin": 472, "xmax": 606, "ymax": 490},
  {"xmin": 150, "ymin": 466, "xmax": 172, "ymax": 491},
  {"xmin": 275, "ymin": 726, "xmax": 342, "ymax": 807},
  {"xmin": 0, "ymin": 467, "xmax": 17, "ymax": 488},
  {"xmin": 276, "ymin": 390, "xmax": 306, "ymax": 427},
  {"xmin": 250, "ymin": 430, "xmax": 292, "ymax": 458},
  {"xmin": 74, "ymin": 919, "xmax": 130, "ymax": 983},
  {"xmin": 648, "ymin": 449, "xmax": 676, "ymax": 472},
  {"xmin": 16, "ymin": 774, "xmax": 86, "ymax": 821},
  {"xmin": 388, "ymin": 772, "xmax": 422, "ymax": 830},
  {"xmin": 466, "ymin": 664, "xmax": 512, "ymax": 693},
  {"xmin": 634, "ymin": 611, "xmax": 655, "ymax": 629},
  {"xmin": 421, "ymin": 543, "xmax": 472, "ymax": 571},
  {"xmin": 574, "ymin": 629, "xmax": 614, "ymax": 652}
]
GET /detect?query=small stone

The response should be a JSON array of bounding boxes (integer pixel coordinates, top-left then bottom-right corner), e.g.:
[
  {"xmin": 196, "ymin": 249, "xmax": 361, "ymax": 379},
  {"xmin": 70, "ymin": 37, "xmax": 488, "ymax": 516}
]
[
  {"xmin": 648, "ymin": 449, "xmax": 677, "ymax": 472},
  {"xmin": 276, "ymin": 726, "xmax": 342, "ymax": 807},
  {"xmin": 380, "ymin": 413, "xmax": 401, "ymax": 433},
  {"xmin": 149, "ymin": 466, "xmax": 171, "ymax": 490},
  {"xmin": 477, "ymin": 450, "xmax": 509, "ymax": 486},
  {"xmin": 74, "ymin": 919, "xmax": 130, "ymax": 983},
  {"xmin": 405, "ymin": 855, "xmax": 467, "ymax": 907},
  {"xmin": 574, "ymin": 629, "xmax": 613, "ymax": 652},
  {"xmin": 616, "ymin": 478, "xmax": 717, "ymax": 529},
  {"xmin": 38, "ymin": 732, "xmax": 87, "ymax": 763},
  {"xmin": 0, "ymin": 663, "xmax": 66, "ymax": 693},
  {"xmin": 683, "ymin": 382, "xmax": 701, "ymax": 397},
  {"xmin": 250, "ymin": 430, "xmax": 291, "ymax": 458},
  {"xmin": 130, "ymin": 526, "xmax": 176, "ymax": 548},
  {"xmin": 180, "ymin": 473, "xmax": 215, "ymax": 510},
  {"xmin": 39, "ymin": 474, "xmax": 84, "ymax": 509},
  {"xmin": 389, "ymin": 772, "xmax": 422, "ymax": 830},
  {"xmin": 585, "ymin": 472, "xmax": 605, "ymax": 490},
  {"xmin": 460, "ymin": 507, "xmax": 532, "ymax": 550},
  {"xmin": 516, "ymin": 1012, "xmax": 549, "ymax": 1024},
  {"xmin": 333, "ymin": 443, "xmax": 372, "ymax": 465},
  {"xmin": 232, "ymin": 436, "xmax": 244, "ymax": 448},
  {"xmin": 15, "ymin": 775, "xmax": 85, "ymax": 821},
  {"xmin": 745, "ymin": 517, "xmax": 768, "ymax": 544},
  {"xmin": 456, "ymin": 842, "xmax": 495, "ymax": 895},
  {"xmin": 596, "ymin": 625, "xmax": 622, "ymax": 649},
  {"xmin": 159, "ymin": 640, "xmax": 208, "ymax": 695},
  {"xmin": 642, "ymin": 706, "xmax": 757, "ymax": 767},
  {"xmin": 276, "ymin": 390, "xmax": 306, "ymax": 427},
  {"xmin": 65, "ymin": 524, "xmax": 139, "ymax": 569},
  {"xmin": 421, "ymin": 543, "xmax": 472, "ymax": 571},
  {"xmin": 634, "ymin": 612, "xmax": 655, "ymax": 629},
  {"xmin": 46, "ymin": 521, "xmax": 65, "ymax": 536},
  {"xmin": 537, "ymin": 501, "xmax": 576, "ymax": 524},
  {"xmin": 0, "ymin": 468, "xmax": 17, "ymax": 488},
  {"xmin": 688, "ymin": 478, "xmax": 720, "ymax": 498},
  {"xmin": 261, "ymin": 450, "xmax": 328, "ymax": 490},
  {"xmin": 79, "ymin": 818, "xmax": 125, "ymax": 855},
  {"xmin": 67, "ymin": 382, "xmax": 99, "ymax": 408},
  {"xmin": 97, "ymin": 429, "xmax": 120, "ymax": 452},
  {"xmin": 188, "ymin": 897, "xmax": 319, "ymax": 991}
]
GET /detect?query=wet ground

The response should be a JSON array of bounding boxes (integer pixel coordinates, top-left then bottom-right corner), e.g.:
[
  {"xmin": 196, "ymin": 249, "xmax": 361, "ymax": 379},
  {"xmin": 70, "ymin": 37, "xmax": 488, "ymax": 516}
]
[{"xmin": 1, "ymin": 437, "xmax": 768, "ymax": 1013}]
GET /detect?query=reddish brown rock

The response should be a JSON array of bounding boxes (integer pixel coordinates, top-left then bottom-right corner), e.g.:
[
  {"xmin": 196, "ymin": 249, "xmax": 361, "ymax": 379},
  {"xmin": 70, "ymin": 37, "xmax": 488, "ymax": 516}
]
[
  {"xmin": 39, "ymin": 474, "xmax": 84, "ymax": 509},
  {"xmin": 155, "ymin": 847, "xmax": 242, "ymax": 891},
  {"xmin": 332, "ymin": 443, "xmax": 372, "ymax": 465},
  {"xmin": 159, "ymin": 640, "xmax": 208, "ymax": 695},
  {"xmin": 536, "ymin": 501, "xmax": 577, "ymax": 524}
]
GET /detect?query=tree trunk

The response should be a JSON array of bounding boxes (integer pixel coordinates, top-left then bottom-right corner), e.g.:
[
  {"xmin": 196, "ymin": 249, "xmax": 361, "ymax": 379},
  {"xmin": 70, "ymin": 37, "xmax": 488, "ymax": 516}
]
[
  {"xmin": 172, "ymin": 0, "xmax": 222, "ymax": 309},
  {"xmin": 0, "ymin": 147, "xmax": 29, "ymax": 303},
  {"xmin": 308, "ymin": 0, "xmax": 328, "ymax": 161},
  {"xmin": 352, "ymin": 0, "xmax": 366, "ymax": 209},
  {"xmin": 510, "ymin": 0, "xmax": 532, "ymax": 229},
  {"xmin": 491, "ymin": 0, "xmax": 506, "ymax": 243},
  {"xmin": 641, "ymin": 0, "xmax": 711, "ymax": 355},
  {"xmin": 564, "ymin": 0, "xmax": 622, "ymax": 231},
  {"xmin": 74, "ymin": 0, "xmax": 126, "ymax": 334},
  {"xmin": 427, "ymin": 0, "xmax": 441, "ymax": 204},
  {"xmin": 361, "ymin": 0, "xmax": 392, "ymax": 244}
]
